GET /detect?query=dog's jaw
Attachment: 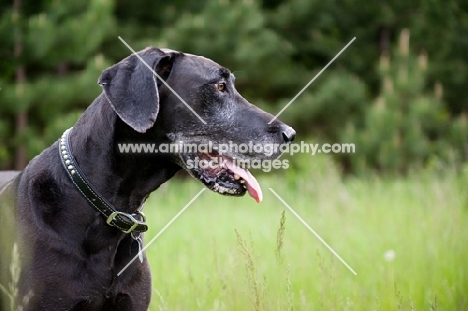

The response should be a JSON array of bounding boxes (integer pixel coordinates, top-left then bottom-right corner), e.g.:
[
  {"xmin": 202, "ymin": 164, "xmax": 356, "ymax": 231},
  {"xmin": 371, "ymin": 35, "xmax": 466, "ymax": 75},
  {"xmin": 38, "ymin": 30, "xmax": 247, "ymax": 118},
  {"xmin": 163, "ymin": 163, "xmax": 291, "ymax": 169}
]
[{"xmin": 177, "ymin": 151, "xmax": 264, "ymax": 203}]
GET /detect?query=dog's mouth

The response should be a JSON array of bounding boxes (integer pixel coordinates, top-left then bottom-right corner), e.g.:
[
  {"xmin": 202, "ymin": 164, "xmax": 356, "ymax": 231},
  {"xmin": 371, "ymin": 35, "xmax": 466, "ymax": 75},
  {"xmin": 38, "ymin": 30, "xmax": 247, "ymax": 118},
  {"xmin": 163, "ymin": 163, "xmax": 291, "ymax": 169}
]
[{"xmin": 179, "ymin": 152, "xmax": 263, "ymax": 203}]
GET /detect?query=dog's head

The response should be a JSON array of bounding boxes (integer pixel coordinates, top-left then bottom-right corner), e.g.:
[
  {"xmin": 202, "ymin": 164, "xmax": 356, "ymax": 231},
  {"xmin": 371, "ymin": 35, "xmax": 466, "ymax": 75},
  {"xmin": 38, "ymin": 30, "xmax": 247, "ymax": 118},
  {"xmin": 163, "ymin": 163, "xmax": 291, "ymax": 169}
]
[{"xmin": 99, "ymin": 48, "xmax": 295, "ymax": 203}]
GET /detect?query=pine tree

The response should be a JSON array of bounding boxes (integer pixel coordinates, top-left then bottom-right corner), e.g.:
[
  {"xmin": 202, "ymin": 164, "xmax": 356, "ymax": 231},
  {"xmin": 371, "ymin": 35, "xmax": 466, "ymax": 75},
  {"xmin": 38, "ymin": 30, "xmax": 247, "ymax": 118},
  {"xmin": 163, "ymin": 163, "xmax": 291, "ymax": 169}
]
[
  {"xmin": 154, "ymin": 0, "xmax": 308, "ymax": 103},
  {"xmin": 343, "ymin": 29, "xmax": 468, "ymax": 173},
  {"xmin": 0, "ymin": 0, "xmax": 115, "ymax": 169}
]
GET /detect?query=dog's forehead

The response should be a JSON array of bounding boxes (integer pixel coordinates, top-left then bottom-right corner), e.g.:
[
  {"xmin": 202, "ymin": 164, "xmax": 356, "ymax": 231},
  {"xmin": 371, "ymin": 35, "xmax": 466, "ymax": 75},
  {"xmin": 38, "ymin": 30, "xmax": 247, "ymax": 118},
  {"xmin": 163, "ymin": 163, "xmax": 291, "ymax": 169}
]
[
  {"xmin": 159, "ymin": 48, "xmax": 232, "ymax": 80},
  {"xmin": 183, "ymin": 53, "xmax": 221, "ymax": 70},
  {"xmin": 159, "ymin": 48, "xmax": 216, "ymax": 65}
]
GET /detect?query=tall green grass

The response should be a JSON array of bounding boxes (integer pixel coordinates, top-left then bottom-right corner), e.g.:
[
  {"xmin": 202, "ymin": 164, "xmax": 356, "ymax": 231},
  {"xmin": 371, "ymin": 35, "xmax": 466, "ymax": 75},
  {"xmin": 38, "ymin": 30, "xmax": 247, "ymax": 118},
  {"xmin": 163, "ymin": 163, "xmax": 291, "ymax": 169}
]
[{"xmin": 144, "ymin": 160, "xmax": 468, "ymax": 310}]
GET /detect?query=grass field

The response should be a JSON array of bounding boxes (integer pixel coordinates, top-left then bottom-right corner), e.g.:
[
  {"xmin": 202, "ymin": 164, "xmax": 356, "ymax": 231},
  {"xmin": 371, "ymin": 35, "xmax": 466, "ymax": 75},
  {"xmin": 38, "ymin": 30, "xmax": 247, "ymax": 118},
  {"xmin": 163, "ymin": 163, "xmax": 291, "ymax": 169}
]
[{"xmin": 143, "ymin": 160, "xmax": 468, "ymax": 310}]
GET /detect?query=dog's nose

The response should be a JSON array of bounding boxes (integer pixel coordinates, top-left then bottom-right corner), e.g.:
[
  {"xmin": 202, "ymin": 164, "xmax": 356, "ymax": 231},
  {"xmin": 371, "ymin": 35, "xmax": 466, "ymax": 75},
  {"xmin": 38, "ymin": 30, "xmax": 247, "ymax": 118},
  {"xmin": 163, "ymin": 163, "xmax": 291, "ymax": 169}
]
[{"xmin": 281, "ymin": 126, "xmax": 296, "ymax": 143}]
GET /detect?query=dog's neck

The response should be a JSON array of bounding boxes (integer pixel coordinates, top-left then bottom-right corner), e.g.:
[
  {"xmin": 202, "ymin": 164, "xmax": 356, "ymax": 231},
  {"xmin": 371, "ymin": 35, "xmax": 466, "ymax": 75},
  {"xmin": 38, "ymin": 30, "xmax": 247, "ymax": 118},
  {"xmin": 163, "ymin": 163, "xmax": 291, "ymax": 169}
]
[{"xmin": 67, "ymin": 94, "xmax": 181, "ymax": 214}]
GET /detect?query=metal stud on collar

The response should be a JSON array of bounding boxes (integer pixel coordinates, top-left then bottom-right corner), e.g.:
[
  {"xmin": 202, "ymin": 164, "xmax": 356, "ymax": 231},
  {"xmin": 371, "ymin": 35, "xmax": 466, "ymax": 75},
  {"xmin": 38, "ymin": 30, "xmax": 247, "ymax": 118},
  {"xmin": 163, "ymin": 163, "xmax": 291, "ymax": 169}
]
[{"xmin": 58, "ymin": 127, "xmax": 148, "ymax": 234}]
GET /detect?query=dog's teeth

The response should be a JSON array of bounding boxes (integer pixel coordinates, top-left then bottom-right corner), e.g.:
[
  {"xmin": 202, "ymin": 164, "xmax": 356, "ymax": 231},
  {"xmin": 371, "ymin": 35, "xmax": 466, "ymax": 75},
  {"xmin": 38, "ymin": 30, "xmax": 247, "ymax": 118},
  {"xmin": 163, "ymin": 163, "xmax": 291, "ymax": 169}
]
[
  {"xmin": 240, "ymin": 179, "xmax": 245, "ymax": 183},
  {"xmin": 234, "ymin": 174, "xmax": 240, "ymax": 180}
]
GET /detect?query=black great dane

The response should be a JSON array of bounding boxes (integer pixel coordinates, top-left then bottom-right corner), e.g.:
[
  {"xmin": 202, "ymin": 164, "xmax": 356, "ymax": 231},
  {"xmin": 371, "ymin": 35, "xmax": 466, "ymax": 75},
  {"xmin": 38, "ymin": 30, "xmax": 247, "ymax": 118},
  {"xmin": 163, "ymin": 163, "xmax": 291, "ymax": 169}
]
[{"xmin": 0, "ymin": 48, "xmax": 295, "ymax": 311}]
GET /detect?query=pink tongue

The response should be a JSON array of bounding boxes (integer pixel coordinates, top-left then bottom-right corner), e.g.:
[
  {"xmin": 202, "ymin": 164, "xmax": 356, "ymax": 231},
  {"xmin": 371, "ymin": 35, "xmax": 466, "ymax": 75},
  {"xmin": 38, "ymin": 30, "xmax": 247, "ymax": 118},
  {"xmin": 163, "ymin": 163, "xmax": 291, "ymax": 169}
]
[{"xmin": 224, "ymin": 158, "xmax": 263, "ymax": 203}]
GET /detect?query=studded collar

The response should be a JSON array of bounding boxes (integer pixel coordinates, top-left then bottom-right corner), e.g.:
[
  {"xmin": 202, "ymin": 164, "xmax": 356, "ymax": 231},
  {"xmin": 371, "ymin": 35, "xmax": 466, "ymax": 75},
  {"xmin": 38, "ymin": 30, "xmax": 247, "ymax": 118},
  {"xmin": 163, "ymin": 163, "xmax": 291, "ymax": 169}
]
[{"xmin": 59, "ymin": 127, "xmax": 148, "ymax": 234}]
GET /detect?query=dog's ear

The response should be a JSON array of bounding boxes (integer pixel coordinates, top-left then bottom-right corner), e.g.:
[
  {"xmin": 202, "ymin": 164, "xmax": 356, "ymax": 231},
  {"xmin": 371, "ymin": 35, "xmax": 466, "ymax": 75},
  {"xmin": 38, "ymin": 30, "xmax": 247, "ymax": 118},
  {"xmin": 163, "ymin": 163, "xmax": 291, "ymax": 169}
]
[{"xmin": 98, "ymin": 48, "xmax": 177, "ymax": 133}]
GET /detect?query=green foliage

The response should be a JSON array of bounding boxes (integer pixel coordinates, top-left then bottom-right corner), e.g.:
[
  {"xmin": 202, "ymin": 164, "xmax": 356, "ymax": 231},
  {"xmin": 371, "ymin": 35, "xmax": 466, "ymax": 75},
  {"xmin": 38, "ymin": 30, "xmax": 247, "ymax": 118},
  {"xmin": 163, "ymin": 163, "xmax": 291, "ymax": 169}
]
[
  {"xmin": 0, "ymin": 0, "xmax": 114, "ymax": 169},
  {"xmin": 26, "ymin": 0, "xmax": 115, "ymax": 65},
  {"xmin": 278, "ymin": 70, "xmax": 368, "ymax": 140},
  {"xmin": 0, "ymin": 0, "xmax": 467, "ymax": 173},
  {"xmin": 142, "ymin": 167, "xmax": 468, "ymax": 310},
  {"xmin": 343, "ymin": 30, "xmax": 468, "ymax": 173},
  {"xmin": 156, "ymin": 0, "xmax": 306, "ymax": 102}
]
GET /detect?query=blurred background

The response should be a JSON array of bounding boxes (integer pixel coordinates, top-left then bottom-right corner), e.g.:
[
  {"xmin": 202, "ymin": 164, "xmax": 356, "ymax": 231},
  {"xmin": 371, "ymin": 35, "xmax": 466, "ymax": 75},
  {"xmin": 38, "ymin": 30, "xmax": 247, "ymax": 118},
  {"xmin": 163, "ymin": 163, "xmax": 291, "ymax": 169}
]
[
  {"xmin": 1, "ymin": 1, "xmax": 468, "ymax": 310},
  {"xmin": 0, "ymin": 0, "xmax": 467, "ymax": 173}
]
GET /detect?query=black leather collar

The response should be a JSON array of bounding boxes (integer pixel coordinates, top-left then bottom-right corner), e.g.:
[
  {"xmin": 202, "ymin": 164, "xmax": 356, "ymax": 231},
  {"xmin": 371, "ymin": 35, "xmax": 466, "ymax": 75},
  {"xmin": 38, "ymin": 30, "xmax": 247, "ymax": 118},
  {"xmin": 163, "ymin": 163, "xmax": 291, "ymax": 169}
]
[{"xmin": 59, "ymin": 128, "xmax": 148, "ymax": 234}]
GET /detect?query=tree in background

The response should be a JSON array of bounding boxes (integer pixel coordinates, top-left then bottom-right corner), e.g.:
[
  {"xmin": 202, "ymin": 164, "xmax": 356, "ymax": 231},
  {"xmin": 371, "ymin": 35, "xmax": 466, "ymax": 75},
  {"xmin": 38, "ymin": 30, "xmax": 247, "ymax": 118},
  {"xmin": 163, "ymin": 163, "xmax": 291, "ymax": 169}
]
[
  {"xmin": 155, "ymin": 0, "xmax": 309, "ymax": 103},
  {"xmin": 266, "ymin": 0, "xmax": 468, "ymax": 116},
  {"xmin": 0, "ymin": 0, "xmax": 115, "ymax": 169},
  {"xmin": 0, "ymin": 0, "xmax": 467, "ymax": 173},
  {"xmin": 342, "ymin": 29, "xmax": 468, "ymax": 173}
]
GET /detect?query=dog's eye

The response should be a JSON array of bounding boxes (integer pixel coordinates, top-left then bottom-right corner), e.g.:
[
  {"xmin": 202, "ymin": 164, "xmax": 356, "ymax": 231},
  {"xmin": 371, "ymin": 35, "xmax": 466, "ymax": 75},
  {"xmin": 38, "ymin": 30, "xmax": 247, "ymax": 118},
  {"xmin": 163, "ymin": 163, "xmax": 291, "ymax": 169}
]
[{"xmin": 216, "ymin": 82, "xmax": 226, "ymax": 92}]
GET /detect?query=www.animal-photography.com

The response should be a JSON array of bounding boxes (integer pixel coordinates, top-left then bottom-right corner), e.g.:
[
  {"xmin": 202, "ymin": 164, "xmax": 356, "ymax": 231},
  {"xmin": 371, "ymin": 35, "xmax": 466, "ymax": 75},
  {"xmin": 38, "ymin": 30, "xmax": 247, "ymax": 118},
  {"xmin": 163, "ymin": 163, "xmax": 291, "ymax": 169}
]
[{"xmin": 0, "ymin": 1, "xmax": 467, "ymax": 310}]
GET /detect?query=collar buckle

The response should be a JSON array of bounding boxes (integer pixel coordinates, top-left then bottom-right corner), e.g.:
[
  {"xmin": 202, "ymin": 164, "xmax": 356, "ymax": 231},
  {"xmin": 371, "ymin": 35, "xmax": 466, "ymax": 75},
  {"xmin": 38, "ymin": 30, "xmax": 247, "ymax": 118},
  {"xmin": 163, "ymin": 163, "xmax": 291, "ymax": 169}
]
[{"xmin": 106, "ymin": 211, "xmax": 146, "ymax": 234}]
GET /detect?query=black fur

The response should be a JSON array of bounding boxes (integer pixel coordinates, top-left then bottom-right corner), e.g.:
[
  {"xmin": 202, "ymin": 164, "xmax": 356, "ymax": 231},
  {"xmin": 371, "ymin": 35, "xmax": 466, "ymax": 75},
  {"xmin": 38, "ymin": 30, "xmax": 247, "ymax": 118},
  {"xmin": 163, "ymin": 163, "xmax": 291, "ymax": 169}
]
[{"xmin": 0, "ymin": 47, "xmax": 295, "ymax": 311}]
